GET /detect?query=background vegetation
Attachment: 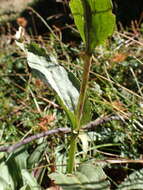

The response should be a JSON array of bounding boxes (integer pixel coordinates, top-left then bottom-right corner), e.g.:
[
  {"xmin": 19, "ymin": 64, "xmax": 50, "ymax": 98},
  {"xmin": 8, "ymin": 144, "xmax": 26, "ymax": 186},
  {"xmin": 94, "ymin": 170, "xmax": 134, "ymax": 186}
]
[{"xmin": 0, "ymin": 1, "xmax": 143, "ymax": 189}]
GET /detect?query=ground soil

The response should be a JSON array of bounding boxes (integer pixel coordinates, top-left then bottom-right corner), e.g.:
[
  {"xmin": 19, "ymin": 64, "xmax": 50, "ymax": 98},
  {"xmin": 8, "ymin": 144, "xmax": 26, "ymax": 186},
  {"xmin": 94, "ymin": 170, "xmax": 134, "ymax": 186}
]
[{"xmin": 0, "ymin": 0, "xmax": 34, "ymax": 15}]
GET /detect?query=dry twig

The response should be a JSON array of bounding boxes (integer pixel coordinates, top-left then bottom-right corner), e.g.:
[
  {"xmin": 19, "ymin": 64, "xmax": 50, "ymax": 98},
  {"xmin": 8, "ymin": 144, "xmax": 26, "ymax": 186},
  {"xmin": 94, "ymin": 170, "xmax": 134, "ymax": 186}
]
[{"xmin": 0, "ymin": 115, "xmax": 126, "ymax": 153}]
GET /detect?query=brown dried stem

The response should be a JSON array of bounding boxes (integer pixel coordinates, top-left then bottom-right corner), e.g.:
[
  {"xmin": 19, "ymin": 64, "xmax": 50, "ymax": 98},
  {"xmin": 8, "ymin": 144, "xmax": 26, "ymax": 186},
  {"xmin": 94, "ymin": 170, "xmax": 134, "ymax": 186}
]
[{"xmin": 0, "ymin": 115, "xmax": 126, "ymax": 153}]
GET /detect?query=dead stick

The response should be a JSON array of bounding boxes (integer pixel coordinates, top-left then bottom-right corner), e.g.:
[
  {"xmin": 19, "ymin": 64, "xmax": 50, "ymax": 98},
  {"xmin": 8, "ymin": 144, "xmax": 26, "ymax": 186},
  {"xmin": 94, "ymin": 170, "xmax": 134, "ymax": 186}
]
[
  {"xmin": 0, "ymin": 128, "xmax": 71, "ymax": 153},
  {"xmin": 83, "ymin": 115, "xmax": 124, "ymax": 130},
  {"xmin": 0, "ymin": 115, "xmax": 126, "ymax": 153}
]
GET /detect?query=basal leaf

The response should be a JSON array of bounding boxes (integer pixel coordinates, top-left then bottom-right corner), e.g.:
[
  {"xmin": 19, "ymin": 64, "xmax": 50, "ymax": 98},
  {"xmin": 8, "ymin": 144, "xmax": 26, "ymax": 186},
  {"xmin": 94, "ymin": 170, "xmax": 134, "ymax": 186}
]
[
  {"xmin": 21, "ymin": 169, "xmax": 41, "ymax": 190},
  {"xmin": 16, "ymin": 41, "xmax": 79, "ymax": 122},
  {"xmin": 13, "ymin": 149, "xmax": 29, "ymax": 170},
  {"xmin": 0, "ymin": 177, "xmax": 12, "ymax": 190},
  {"xmin": 6, "ymin": 148, "xmax": 29, "ymax": 188},
  {"xmin": 117, "ymin": 168, "xmax": 143, "ymax": 190},
  {"xmin": 0, "ymin": 149, "xmax": 29, "ymax": 189},
  {"xmin": 77, "ymin": 163, "xmax": 110, "ymax": 189},
  {"xmin": 15, "ymin": 31, "xmax": 92, "ymax": 128},
  {"xmin": 20, "ymin": 185, "xmax": 31, "ymax": 190},
  {"xmin": 26, "ymin": 50, "xmax": 79, "ymax": 112},
  {"xmin": 49, "ymin": 163, "xmax": 110, "ymax": 190},
  {"xmin": 27, "ymin": 142, "xmax": 48, "ymax": 168},
  {"xmin": 49, "ymin": 172, "xmax": 83, "ymax": 190},
  {"xmin": 0, "ymin": 162, "xmax": 15, "ymax": 190}
]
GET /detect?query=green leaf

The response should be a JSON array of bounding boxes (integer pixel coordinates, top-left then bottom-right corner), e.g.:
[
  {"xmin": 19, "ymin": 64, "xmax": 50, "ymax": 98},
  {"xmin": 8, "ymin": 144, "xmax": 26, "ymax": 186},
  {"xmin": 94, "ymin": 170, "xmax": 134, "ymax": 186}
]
[
  {"xmin": 117, "ymin": 168, "xmax": 143, "ymax": 190},
  {"xmin": 70, "ymin": 0, "xmax": 115, "ymax": 52},
  {"xmin": 49, "ymin": 172, "xmax": 83, "ymax": 190},
  {"xmin": 0, "ymin": 152, "xmax": 41, "ymax": 190},
  {"xmin": 0, "ymin": 148, "xmax": 29, "ymax": 189},
  {"xmin": 27, "ymin": 50, "xmax": 79, "ymax": 112},
  {"xmin": 0, "ymin": 162, "xmax": 15, "ymax": 190},
  {"xmin": 70, "ymin": 0, "xmax": 85, "ymax": 42},
  {"xmin": 55, "ymin": 145, "xmax": 67, "ymax": 173},
  {"xmin": 21, "ymin": 169, "xmax": 41, "ymax": 190},
  {"xmin": 27, "ymin": 142, "xmax": 48, "ymax": 168},
  {"xmin": 6, "ymin": 148, "xmax": 29, "ymax": 188},
  {"xmin": 16, "ymin": 34, "xmax": 92, "ymax": 129},
  {"xmin": 77, "ymin": 163, "xmax": 110, "ymax": 189},
  {"xmin": 13, "ymin": 149, "xmax": 29, "ymax": 170},
  {"xmin": 16, "ymin": 41, "xmax": 79, "ymax": 119},
  {"xmin": 20, "ymin": 185, "xmax": 31, "ymax": 190},
  {"xmin": 49, "ymin": 163, "xmax": 110, "ymax": 190},
  {"xmin": 78, "ymin": 133, "xmax": 89, "ymax": 157},
  {"xmin": 0, "ymin": 177, "xmax": 12, "ymax": 190}
]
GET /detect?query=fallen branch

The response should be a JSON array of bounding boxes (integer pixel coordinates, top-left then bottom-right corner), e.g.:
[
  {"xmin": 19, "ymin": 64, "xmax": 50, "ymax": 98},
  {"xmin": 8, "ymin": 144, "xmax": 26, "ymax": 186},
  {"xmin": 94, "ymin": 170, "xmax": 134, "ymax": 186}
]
[
  {"xmin": 0, "ymin": 115, "xmax": 126, "ymax": 153},
  {"xmin": 0, "ymin": 128, "xmax": 71, "ymax": 153},
  {"xmin": 83, "ymin": 115, "xmax": 124, "ymax": 130}
]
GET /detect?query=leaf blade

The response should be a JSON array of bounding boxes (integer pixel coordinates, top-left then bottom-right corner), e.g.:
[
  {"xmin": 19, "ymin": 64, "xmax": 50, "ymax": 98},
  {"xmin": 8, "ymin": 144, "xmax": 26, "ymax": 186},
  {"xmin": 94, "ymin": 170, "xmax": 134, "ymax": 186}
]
[
  {"xmin": 16, "ymin": 41, "xmax": 79, "ymax": 123},
  {"xmin": 49, "ymin": 163, "xmax": 110, "ymax": 190},
  {"xmin": 70, "ymin": 0, "xmax": 115, "ymax": 52}
]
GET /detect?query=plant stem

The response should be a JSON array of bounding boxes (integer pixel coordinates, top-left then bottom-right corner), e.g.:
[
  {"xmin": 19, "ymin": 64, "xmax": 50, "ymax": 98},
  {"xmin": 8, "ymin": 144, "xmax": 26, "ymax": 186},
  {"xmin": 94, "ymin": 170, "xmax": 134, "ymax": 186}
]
[
  {"xmin": 76, "ymin": 53, "xmax": 92, "ymax": 130},
  {"xmin": 67, "ymin": 0, "xmax": 92, "ymax": 173},
  {"xmin": 67, "ymin": 53, "xmax": 92, "ymax": 173},
  {"xmin": 67, "ymin": 135, "xmax": 77, "ymax": 173}
]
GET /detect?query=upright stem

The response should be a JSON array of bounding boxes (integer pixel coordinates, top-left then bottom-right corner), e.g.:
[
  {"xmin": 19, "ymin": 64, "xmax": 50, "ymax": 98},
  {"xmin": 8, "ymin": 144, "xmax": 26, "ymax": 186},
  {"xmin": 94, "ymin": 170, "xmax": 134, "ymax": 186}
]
[
  {"xmin": 76, "ymin": 53, "xmax": 92, "ymax": 130},
  {"xmin": 67, "ymin": 135, "xmax": 77, "ymax": 173},
  {"xmin": 76, "ymin": 0, "xmax": 92, "ymax": 127},
  {"xmin": 67, "ymin": 0, "xmax": 92, "ymax": 173},
  {"xmin": 67, "ymin": 52, "xmax": 92, "ymax": 173}
]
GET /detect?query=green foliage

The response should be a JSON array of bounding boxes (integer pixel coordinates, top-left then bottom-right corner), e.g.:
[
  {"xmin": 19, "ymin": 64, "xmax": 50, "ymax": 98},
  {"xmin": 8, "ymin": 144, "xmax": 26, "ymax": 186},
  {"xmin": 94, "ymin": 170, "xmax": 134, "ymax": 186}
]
[
  {"xmin": 27, "ymin": 142, "xmax": 48, "ymax": 168},
  {"xmin": 1, "ymin": 0, "xmax": 143, "ymax": 188},
  {"xmin": 70, "ymin": 0, "xmax": 115, "ymax": 52},
  {"xmin": 118, "ymin": 168, "xmax": 143, "ymax": 189},
  {"xmin": 1, "ymin": 32, "xmax": 143, "ymax": 188},
  {"xmin": 68, "ymin": 0, "xmax": 115, "ymax": 173},
  {"xmin": 49, "ymin": 163, "xmax": 110, "ymax": 189},
  {"xmin": 0, "ymin": 149, "xmax": 41, "ymax": 190},
  {"xmin": 16, "ymin": 41, "xmax": 80, "ymax": 129},
  {"xmin": 26, "ymin": 42, "xmax": 47, "ymax": 57},
  {"xmin": 21, "ymin": 170, "xmax": 41, "ymax": 190}
]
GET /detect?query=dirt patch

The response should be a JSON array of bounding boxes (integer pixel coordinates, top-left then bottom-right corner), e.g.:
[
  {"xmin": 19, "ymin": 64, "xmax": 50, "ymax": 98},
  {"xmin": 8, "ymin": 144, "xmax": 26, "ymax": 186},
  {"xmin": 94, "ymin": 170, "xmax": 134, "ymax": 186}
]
[
  {"xmin": 0, "ymin": 0, "xmax": 34, "ymax": 15},
  {"xmin": 0, "ymin": 0, "xmax": 35, "ymax": 24}
]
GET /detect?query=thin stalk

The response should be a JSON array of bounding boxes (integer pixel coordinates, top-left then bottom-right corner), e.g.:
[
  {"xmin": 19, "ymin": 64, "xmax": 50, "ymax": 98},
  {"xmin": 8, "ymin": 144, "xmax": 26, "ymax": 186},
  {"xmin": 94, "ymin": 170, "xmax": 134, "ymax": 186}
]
[
  {"xmin": 67, "ymin": 135, "xmax": 77, "ymax": 173},
  {"xmin": 76, "ymin": 53, "xmax": 92, "ymax": 130},
  {"xmin": 67, "ymin": 53, "xmax": 92, "ymax": 173},
  {"xmin": 75, "ymin": 0, "xmax": 92, "ymax": 128},
  {"xmin": 67, "ymin": 0, "xmax": 92, "ymax": 173}
]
